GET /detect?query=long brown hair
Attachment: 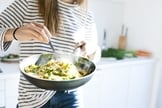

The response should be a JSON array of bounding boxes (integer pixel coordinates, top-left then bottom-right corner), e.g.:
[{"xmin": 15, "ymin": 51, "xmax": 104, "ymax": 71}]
[{"xmin": 38, "ymin": 0, "xmax": 87, "ymax": 36}]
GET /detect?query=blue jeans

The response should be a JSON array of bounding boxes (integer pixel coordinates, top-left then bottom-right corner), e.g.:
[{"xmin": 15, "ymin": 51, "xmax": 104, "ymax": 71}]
[{"xmin": 41, "ymin": 90, "xmax": 83, "ymax": 108}]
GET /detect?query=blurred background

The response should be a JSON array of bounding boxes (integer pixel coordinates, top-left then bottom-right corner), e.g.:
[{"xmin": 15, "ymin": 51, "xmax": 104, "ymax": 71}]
[{"xmin": 0, "ymin": 0, "xmax": 162, "ymax": 108}]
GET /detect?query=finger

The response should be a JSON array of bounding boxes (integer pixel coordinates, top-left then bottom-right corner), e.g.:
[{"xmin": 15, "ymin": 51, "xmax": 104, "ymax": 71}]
[
  {"xmin": 74, "ymin": 41, "xmax": 85, "ymax": 48},
  {"xmin": 29, "ymin": 23, "xmax": 49, "ymax": 42},
  {"xmin": 26, "ymin": 28, "xmax": 46, "ymax": 42},
  {"xmin": 23, "ymin": 24, "xmax": 47, "ymax": 42},
  {"xmin": 32, "ymin": 22, "xmax": 52, "ymax": 38}
]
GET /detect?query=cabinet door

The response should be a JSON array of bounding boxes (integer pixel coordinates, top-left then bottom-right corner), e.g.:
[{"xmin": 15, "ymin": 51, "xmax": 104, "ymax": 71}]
[
  {"xmin": 82, "ymin": 69, "xmax": 102, "ymax": 108},
  {"xmin": 5, "ymin": 76, "xmax": 19, "ymax": 108},
  {"xmin": 82, "ymin": 59, "xmax": 155, "ymax": 108},
  {"xmin": 0, "ymin": 90, "xmax": 5, "ymax": 107},
  {"xmin": 0, "ymin": 79, "xmax": 5, "ymax": 107},
  {"xmin": 127, "ymin": 62, "xmax": 154, "ymax": 108},
  {"xmin": 5, "ymin": 96, "xmax": 18, "ymax": 108},
  {"xmin": 0, "ymin": 79, "xmax": 5, "ymax": 90},
  {"xmin": 99, "ymin": 66, "xmax": 129, "ymax": 108},
  {"xmin": 83, "ymin": 66, "xmax": 129, "ymax": 108}
]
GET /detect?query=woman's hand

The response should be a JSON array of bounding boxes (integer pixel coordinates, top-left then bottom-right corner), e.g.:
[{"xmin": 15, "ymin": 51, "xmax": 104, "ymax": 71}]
[
  {"xmin": 5, "ymin": 22, "xmax": 52, "ymax": 43},
  {"xmin": 74, "ymin": 41, "xmax": 97, "ymax": 60}
]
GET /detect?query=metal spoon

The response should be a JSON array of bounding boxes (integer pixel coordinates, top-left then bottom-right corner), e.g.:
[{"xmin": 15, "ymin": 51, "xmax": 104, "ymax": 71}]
[
  {"xmin": 35, "ymin": 41, "xmax": 55, "ymax": 65},
  {"xmin": 0, "ymin": 68, "xmax": 3, "ymax": 73},
  {"xmin": 48, "ymin": 40, "xmax": 55, "ymax": 53}
]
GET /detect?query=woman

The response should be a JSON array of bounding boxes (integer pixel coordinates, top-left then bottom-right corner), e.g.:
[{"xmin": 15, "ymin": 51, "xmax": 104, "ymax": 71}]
[{"xmin": 0, "ymin": 0, "xmax": 100, "ymax": 107}]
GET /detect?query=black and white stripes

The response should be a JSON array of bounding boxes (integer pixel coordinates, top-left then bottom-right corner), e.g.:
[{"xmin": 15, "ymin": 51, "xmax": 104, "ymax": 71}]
[{"xmin": 0, "ymin": 0, "xmax": 98, "ymax": 107}]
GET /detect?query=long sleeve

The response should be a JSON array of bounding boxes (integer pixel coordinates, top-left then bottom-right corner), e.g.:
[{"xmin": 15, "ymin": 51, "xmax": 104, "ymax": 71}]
[
  {"xmin": 90, "ymin": 23, "xmax": 101, "ymax": 63},
  {"xmin": 0, "ymin": 0, "xmax": 28, "ymax": 52},
  {"xmin": 84, "ymin": 12, "xmax": 101, "ymax": 63}
]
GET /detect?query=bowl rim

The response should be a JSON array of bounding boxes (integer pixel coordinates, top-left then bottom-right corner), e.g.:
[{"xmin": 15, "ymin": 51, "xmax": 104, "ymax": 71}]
[{"xmin": 19, "ymin": 54, "xmax": 96, "ymax": 82}]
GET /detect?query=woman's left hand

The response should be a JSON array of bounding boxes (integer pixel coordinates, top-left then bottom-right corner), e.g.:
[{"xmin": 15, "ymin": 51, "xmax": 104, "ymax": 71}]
[{"xmin": 74, "ymin": 41, "xmax": 96, "ymax": 60}]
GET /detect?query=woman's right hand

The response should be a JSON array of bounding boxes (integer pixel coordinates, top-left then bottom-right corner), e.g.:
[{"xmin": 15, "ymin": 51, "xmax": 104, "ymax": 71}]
[{"xmin": 5, "ymin": 22, "xmax": 52, "ymax": 43}]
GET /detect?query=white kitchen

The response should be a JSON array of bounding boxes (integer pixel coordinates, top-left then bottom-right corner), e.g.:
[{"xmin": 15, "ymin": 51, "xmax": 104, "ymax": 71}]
[{"xmin": 0, "ymin": 0, "xmax": 162, "ymax": 108}]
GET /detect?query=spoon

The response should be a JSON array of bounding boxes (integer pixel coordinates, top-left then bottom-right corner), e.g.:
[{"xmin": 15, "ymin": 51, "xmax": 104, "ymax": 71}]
[
  {"xmin": 48, "ymin": 40, "xmax": 55, "ymax": 53},
  {"xmin": 35, "ymin": 40, "xmax": 55, "ymax": 65},
  {"xmin": 0, "ymin": 68, "xmax": 3, "ymax": 73}
]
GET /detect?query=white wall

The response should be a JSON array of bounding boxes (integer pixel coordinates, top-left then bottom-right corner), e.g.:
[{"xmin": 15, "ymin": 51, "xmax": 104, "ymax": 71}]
[
  {"xmin": 123, "ymin": 0, "xmax": 162, "ymax": 108},
  {"xmin": 88, "ymin": 0, "xmax": 125, "ymax": 48}
]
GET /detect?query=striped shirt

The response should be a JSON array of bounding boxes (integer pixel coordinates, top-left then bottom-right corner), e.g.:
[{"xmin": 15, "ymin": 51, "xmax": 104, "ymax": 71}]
[{"xmin": 0, "ymin": 0, "xmax": 99, "ymax": 107}]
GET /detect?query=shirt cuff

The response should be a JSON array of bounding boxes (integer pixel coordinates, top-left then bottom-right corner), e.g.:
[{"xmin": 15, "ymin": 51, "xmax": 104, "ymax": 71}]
[{"xmin": 0, "ymin": 28, "xmax": 12, "ymax": 52}]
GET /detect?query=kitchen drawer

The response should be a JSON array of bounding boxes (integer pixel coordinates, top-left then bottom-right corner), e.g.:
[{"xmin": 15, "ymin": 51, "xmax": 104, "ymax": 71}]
[
  {"xmin": 0, "ymin": 80, "xmax": 5, "ymax": 90},
  {"xmin": 0, "ymin": 90, "xmax": 5, "ymax": 107}
]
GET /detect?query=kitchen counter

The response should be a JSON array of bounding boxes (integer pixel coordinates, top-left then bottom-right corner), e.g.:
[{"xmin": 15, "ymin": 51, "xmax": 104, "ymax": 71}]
[
  {"xmin": 97, "ymin": 57, "xmax": 156, "ymax": 69},
  {"xmin": 0, "ymin": 57, "xmax": 157, "ymax": 108}
]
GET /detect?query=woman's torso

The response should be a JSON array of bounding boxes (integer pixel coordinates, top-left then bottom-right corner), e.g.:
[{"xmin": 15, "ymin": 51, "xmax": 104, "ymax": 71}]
[
  {"xmin": 17, "ymin": 0, "xmax": 93, "ymax": 107},
  {"xmin": 20, "ymin": 0, "xmax": 92, "ymax": 59}
]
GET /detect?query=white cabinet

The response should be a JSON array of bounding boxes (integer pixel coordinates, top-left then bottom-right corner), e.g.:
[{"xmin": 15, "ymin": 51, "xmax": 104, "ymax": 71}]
[
  {"xmin": 5, "ymin": 77, "xmax": 19, "ymax": 108},
  {"xmin": 127, "ymin": 62, "xmax": 154, "ymax": 108},
  {"xmin": 0, "ymin": 75, "xmax": 19, "ymax": 108},
  {"xmin": 0, "ymin": 62, "xmax": 19, "ymax": 108},
  {"xmin": 99, "ymin": 67, "xmax": 129, "ymax": 108},
  {"xmin": 83, "ymin": 63, "xmax": 130, "ymax": 108},
  {"xmin": 83, "ymin": 58, "xmax": 156, "ymax": 108},
  {"xmin": 82, "ymin": 69, "xmax": 101, "ymax": 108},
  {"xmin": 0, "ymin": 79, "xmax": 5, "ymax": 107}
]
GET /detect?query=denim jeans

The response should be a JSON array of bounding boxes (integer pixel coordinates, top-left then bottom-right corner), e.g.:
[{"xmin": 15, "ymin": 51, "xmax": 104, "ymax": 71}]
[{"xmin": 41, "ymin": 90, "xmax": 84, "ymax": 108}]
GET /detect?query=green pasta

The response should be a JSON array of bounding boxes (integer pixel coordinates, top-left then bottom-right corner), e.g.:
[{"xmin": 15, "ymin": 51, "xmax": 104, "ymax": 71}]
[{"xmin": 24, "ymin": 59, "xmax": 86, "ymax": 80}]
